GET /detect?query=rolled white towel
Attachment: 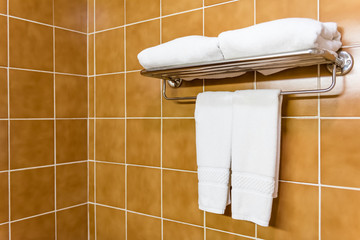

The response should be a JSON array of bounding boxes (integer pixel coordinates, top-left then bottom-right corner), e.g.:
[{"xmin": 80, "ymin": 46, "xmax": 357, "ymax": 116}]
[
  {"xmin": 138, "ymin": 35, "xmax": 224, "ymax": 70},
  {"xmin": 219, "ymin": 18, "xmax": 342, "ymax": 60}
]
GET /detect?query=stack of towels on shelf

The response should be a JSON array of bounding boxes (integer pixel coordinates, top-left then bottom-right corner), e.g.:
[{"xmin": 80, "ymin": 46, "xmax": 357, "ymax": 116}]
[
  {"xmin": 138, "ymin": 18, "xmax": 341, "ymax": 76},
  {"xmin": 137, "ymin": 17, "xmax": 343, "ymax": 226},
  {"xmin": 195, "ymin": 90, "xmax": 282, "ymax": 226}
]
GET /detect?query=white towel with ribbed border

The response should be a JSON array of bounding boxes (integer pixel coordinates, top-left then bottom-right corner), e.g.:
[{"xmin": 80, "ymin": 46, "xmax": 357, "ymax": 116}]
[
  {"xmin": 231, "ymin": 89, "xmax": 282, "ymax": 227},
  {"xmin": 219, "ymin": 18, "xmax": 342, "ymax": 60},
  {"xmin": 195, "ymin": 92, "xmax": 233, "ymax": 214}
]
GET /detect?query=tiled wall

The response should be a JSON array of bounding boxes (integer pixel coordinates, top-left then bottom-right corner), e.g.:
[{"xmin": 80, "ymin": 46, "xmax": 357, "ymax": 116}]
[
  {"xmin": 0, "ymin": 0, "xmax": 88, "ymax": 239},
  {"xmin": 2, "ymin": 0, "xmax": 360, "ymax": 239},
  {"xmin": 88, "ymin": 0, "xmax": 360, "ymax": 240}
]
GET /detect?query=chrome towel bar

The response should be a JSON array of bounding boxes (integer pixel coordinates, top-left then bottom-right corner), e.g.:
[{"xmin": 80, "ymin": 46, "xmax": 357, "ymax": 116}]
[{"xmin": 140, "ymin": 49, "xmax": 354, "ymax": 101}]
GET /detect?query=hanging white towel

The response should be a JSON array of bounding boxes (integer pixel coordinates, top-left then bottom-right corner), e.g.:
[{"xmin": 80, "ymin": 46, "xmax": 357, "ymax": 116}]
[
  {"xmin": 231, "ymin": 89, "xmax": 282, "ymax": 227},
  {"xmin": 219, "ymin": 18, "xmax": 342, "ymax": 60},
  {"xmin": 137, "ymin": 36, "xmax": 224, "ymax": 70},
  {"xmin": 195, "ymin": 92, "xmax": 233, "ymax": 214}
]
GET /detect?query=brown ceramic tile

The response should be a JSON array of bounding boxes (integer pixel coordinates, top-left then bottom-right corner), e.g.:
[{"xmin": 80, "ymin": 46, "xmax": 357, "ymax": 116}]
[
  {"xmin": 206, "ymin": 229, "xmax": 250, "ymax": 240},
  {"xmin": 321, "ymin": 119, "xmax": 360, "ymax": 188},
  {"xmin": 126, "ymin": 119, "xmax": 161, "ymax": 167},
  {"xmin": 96, "ymin": 205, "xmax": 125, "ymax": 240},
  {"xmin": 95, "ymin": 0, "xmax": 124, "ymax": 31},
  {"xmin": 206, "ymin": 205, "xmax": 255, "ymax": 237},
  {"xmin": 126, "ymin": 20, "xmax": 160, "ymax": 71},
  {"xmin": 163, "ymin": 119, "xmax": 197, "ymax": 171},
  {"xmin": 9, "ymin": 69, "xmax": 53, "ymax": 118},
  {"xmin": 88, "ymin": 0, "xmax": 94, "ymax": 33},
  {"xmin": 57, "ymin": 205, "xmax": 87, "ymax": 240},
  {"xmin": 10, "ymin": 120, "xmax": 54, "ymax": 169},
  {"xmin": 56, "ymin": 162, "xmax": 87, "ymax": 209},
  {"xmin": 126, "ymin": 72, "xmax": 161, "ymax": 117},
  {"xmin": 9, "ymin": 19, "xmax": 53, "ymax": 71},
  {"xmin": 162, "ymin": 79, "xmax": 203, "ymax": 117},
  {"xmin": 10, "ymin": 0, "xmax": 53, "ymax": 24},
  {"xmin": 89, "ymin": 77, "xmax": 94, "ymax": 117},
  {"xmin": 321, "ymin": 47, "xmax": 360, "ymax": 117},
  {"xmin": 11, "ymin": 213, "xmax": 55, "ymax": 240},
  {"xmin": 95, "ymin": 27, "xmax": 124, "ymax": 74},
  {"xmin": 0, "ymin": 224, "xmax": 8, "ymax": 240},
  {"xmin": 89, "ymin": 161, "xmax": 94, "ymax": 202},
  {"xmin": 320, "ymin": 0, "xmax": 360, "ymax": 45},
  {"xmin": 89, "ymin": 35, "xmax": 94, "ymax": 75},
  {"xmin": 54, "ymin": 0, "xmax": 87, "ymax": 32},
  {"xmin": 0, "ymin": 69, "xmax": 7, "ymax": 118},
  {"xmin": 258, "ymin": 182, "xmax": 318, "ymax": 240},
  {"xmin": 95, "ymin": 119, "xmax": 125, "ymax": 163},
  {"xmin": 256, "ymin": 66, "xmax": 318, "ymax": 116},
  {"xmin": 0, "ymin": 121, "xmax": 7, "ymax": 171},
  {"xmin": 0, "ymin": 16, "xmax": 7, "ymax": 67},
  {"xmin": 56, "ymin": 120, "xmax": 87, "ymax": 163},
  {"xmin": 11, "ymin": 167, "xmax": 54, "ymax": 220},
  {"xmin": 55, "ymin": 29, "xmax": 87, "ymax": 75},
  {"xmin": 55, "ymin": 74, "xmax": 87, "ymax": 118},
  {"xmin": 256, "ymin": 0, "xmax": 317, "ymax": 24},
  {"xmin": 322, "ymin": 187, "xmax": 360, "ymax": 240},
  {"xmin": 96, "ymin": 162, "xmax": 125, "ymax": 208},
  {"xmin": 163, "ymin": 220, "xmax": 203, "ymax": 240},
  {"xmin": 0, "ymin": 0, "xmax": 6, "ymax": 14},
  {"xmin": 163, "ymin": 170, "xmax": 203, "ymax": 225},
  {"xmin": 127, "ymin": 166, "xmax": 161, "ymax": 216},
  {"xmin": 89, "ymin": 204, "xmax": 95, "ymax": 240},
  {"xmin": 0, "ymin": 172, "xmax": 8, "ymax": 223},
  {"xmin": 96, "ymin": 74, "xmax": 125, "ymax": 117},
  {"xmin": 204, "ymin": 72, "xmax": 255, "ymax": 91},
  {"xmin": 280, "ymin": 119, "xmax": 318, "ymax": 183},
  {"xmin": 127, "ymin": 212, "xmax": 161, "ymax": 240},
  {"xmin": 204, "ymin": 0, "xmax": 254, "ymax": 37},
  {"xmin": 162, "ymin": 0, "xmax": 202, "ymax": 15},
  {"xmin": 89, "ymin": 119, "xmax": 94, "ymax": 160},
  {"xmin": 126, "ymin": 0, "xmax": 160, "ymax": 24},
  {"xmin": 162, "ymin": 10, "xmax": 203, "ymax": 43}
]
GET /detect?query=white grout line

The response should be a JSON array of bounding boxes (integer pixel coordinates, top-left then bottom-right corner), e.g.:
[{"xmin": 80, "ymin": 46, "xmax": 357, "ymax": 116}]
[
  {"xmin": 159, "ymin": 0, "xmax": 163, "ymax": 239},
  {"xmin": 88, "ymin": 0, "xmax": 239, "ymax": 35},
  {"xmin": 0, "ymin": 13, "xmax": 87, "ymax": 35},
  {"xmin": 0, "ymin": 66, "xmax": 88, "ymax": 77},
  {"xmin": 52, "ymin": 1, "xmax": 57, "ymax": 237},
  {"xmin": 88, "ymin": 202, "xmax": 256, "ymax": 240},
  {"xmin": 6, "ymin": 116, "xmax": 360, "ymax": 120},
  {"xmin": 9, "ymin": 203, "xmax": 88, "ymax": 224},
  {"xmin": 8, "ymin": 118, "xmax": 88, "ymax": 120},
  {"xmin": 7, "ymin": 0, "xmax": 11, "ymax": 238},
  {"xmin": 88, "ymin": 69, "xmax": 140, "ymax": 77},
  {"xmin": 86, "ymin": 0, "xmax": 90, "ymax": 239},
  {"xmin": 93, "ymin": 0, "xmax": 97, "ymax": 238},
  {"xmin": 317, "ymin": 61, "xmax": 322, "ymax": 240},
  {"xmin": 124, "ymin": 0, "xmax": 128, "ymax": 237}
]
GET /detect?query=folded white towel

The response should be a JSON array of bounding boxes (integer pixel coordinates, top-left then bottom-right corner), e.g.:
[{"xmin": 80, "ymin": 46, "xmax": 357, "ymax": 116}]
[
  {"xmin": 231, "ymin": 89, "xmax": 282, "ymax": 227},
  {"xmin": 195, "ymin": 92, "xmax": 233, "ymax": 214},
  {"xmin": 138, "ymin": 36, "xmax": 224, "ymax": 70},
  {"xmin": 219, "ymin": 18, "xmax": 342, "ymax": 60}
]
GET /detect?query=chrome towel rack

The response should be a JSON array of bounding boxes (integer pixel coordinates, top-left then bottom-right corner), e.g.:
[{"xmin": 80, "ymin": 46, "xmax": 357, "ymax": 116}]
[{"xmin": 140, "ymin": 49, "xmax": 354, "ymax": 100}]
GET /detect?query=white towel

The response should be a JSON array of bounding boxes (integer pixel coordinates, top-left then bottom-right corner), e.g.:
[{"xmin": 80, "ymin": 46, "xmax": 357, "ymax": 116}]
[
  {"xmin": 231, "ymin": 89, "xmax": 282, "ymax": 227},
  {"xmin": 219, "ymin": 18, "xmax": 342, "ymax": 60},
  {"xmin": 137, "ymin": 35, "xmax": 224, "ymax": 70},
  {"xmin": 195, "ymin": 92, "xmax": 233, "ymax": 214}
]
